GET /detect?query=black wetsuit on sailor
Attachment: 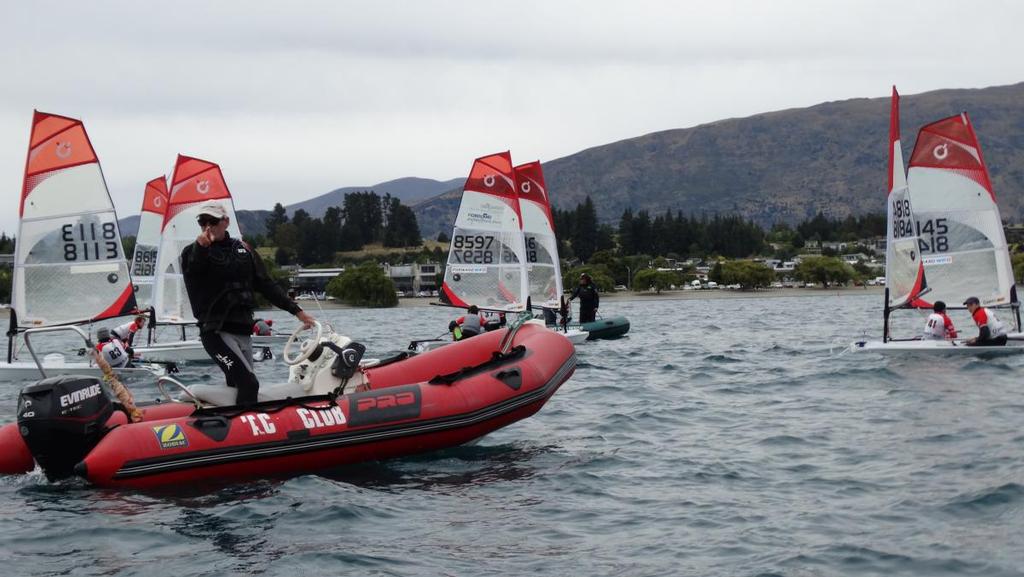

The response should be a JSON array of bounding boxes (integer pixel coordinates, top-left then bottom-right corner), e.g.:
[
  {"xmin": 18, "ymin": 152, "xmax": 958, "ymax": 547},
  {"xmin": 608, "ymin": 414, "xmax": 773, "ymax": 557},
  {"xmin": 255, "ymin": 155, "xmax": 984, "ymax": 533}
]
[{"xmin": 181, "ymin": 232, "xmax": 302, "ymax": 405}]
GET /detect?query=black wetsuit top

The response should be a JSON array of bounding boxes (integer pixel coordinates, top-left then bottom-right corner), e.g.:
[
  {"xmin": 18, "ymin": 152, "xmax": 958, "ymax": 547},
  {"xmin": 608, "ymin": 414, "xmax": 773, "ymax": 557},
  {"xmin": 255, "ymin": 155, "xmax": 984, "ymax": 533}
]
[
  {"xmin": 181, "ymin": 233, "xmax": 301, "ymax": 336},
  {"xmin": 571, "ymin": 284, "xmax": 600, "ymax": 311}
]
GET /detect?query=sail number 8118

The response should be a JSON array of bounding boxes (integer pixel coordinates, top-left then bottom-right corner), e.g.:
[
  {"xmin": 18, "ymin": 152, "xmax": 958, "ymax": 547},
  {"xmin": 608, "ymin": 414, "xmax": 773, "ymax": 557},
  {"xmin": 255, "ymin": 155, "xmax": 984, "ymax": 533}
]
[{"xmin": 62, "ymin": 222, "xmax": 119, "ymax": 261}]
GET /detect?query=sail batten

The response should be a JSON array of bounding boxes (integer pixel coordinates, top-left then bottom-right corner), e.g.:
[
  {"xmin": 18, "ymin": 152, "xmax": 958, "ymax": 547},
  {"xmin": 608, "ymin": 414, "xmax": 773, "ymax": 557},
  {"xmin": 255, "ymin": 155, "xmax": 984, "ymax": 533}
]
[
  {"xmin": 152, "ymin": 155, "xmax": 242, "ymax": 324},
  {"xmin": 12, "ymin": 111, "xmax": 137, "ymax": 328},
  {"xmin": 441, "ymin": 152, "xmax": 529, "ymax": 312}
]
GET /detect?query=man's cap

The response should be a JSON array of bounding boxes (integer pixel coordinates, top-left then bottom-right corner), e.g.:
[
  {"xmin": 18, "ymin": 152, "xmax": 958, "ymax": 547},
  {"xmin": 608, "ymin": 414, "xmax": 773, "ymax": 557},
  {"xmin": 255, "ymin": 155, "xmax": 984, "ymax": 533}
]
[
  {"xmin": 266, "ymin": 319, "xmax": 273, "ymax": 325},
  {"xmin": 197, "ymin": 203, "xmax": 228, "ymax": 220},
  {"xmin": 963, "ymin": 296, "xmax": 980, "ymax": 306},
  {"xmin": 96, "ymin": 327, "xmax": 111, "ymax": 341},
  {"xmin": 933, "ymin": 300, "xmax": 946, "ymax": 312}
]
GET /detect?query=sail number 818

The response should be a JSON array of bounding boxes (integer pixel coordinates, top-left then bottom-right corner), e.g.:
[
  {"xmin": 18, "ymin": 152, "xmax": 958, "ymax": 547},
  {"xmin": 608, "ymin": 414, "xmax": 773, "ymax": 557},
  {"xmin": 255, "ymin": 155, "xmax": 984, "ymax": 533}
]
[{"xmin": 916, "ymin": 218, "xmax": 949, "ymax": 253}]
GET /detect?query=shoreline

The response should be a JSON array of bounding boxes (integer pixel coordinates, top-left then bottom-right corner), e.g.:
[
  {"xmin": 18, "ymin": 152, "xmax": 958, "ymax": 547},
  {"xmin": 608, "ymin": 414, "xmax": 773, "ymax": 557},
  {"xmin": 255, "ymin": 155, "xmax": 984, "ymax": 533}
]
[{"xmin": 288, "ymin": 286, "xmax": 884, "ymax": 309}]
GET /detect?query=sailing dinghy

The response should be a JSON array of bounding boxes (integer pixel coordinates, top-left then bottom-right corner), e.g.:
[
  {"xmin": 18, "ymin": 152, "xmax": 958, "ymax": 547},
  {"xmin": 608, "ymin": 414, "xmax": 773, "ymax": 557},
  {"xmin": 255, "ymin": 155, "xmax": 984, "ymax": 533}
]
[
  {"xmin": 1, "ymin": 111, "xmax": 165, "ymax": 380},
  {"xmin": 128, "ymin": 177, "xmax": 169, "ymax": 311},
  {"xmin": 513, "ymin": 161, "xmax": 588, "ymax": 344},
  {"xmin": 851, "ymin": 88, "xmax": 1023, "ymax": 355},
  {"xmin": 411, "ymin": 152, "xmax": 542, "ymax": 352}
]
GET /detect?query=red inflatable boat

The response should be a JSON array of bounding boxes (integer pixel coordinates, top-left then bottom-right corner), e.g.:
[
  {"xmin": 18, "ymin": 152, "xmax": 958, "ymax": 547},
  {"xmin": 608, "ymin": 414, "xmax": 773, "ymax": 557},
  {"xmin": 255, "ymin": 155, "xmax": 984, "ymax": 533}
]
[{"xmin": 0, "ymin": 322, "xmax": 575, "ymax": 488}]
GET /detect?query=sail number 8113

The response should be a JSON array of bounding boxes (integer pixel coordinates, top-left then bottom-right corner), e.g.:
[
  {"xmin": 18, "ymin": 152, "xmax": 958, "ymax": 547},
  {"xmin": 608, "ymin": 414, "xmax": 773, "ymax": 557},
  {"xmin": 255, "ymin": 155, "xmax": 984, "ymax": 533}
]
[{"xmin": 62, "ymin": 222, "xmax": 119, "ymax": 261}]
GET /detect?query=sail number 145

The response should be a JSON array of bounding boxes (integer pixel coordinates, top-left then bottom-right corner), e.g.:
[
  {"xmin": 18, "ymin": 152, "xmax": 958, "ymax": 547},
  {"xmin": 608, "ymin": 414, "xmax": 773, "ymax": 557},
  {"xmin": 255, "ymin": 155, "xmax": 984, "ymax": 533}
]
[{"xmin": 916, "ymin": 218, "xmax": 949, "ymax": 253}]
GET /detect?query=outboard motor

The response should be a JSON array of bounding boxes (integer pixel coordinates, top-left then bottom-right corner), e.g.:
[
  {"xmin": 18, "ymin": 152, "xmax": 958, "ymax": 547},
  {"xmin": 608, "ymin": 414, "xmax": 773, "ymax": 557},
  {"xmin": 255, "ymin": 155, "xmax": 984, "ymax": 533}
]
[{"xmin": 17, "ymin": 376, "xmax": 115, "ymax": 481}]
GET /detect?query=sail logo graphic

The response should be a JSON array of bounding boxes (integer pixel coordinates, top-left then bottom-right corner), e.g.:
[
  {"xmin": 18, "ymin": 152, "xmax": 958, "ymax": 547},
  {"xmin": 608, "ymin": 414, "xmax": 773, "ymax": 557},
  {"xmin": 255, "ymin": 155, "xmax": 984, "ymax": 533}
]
[
  {"xmin": 55, "ymin": 142, "xmax": 72, "ymax": 159},
  {"xmin": 152, "ymin": 424, "xmax": 189, "ymax": 449},
  {"xmin": 153, "ymin": 195, "xmax": 163, "ymax": 208},
  {"xmin": 520, "ymin": 181, "xmax": 531, "ymax": 194},
  {"xmin": 196, "ymin": 180, "xmax": 211, "ymax": 194},
  {"xmin": 466, "ymin": 211, "xmax": 493, "ymax": 224},
  {"xmin": 933, "ymin": 143, "xmax": 949, "ymax": 161},
  {"xmin": 483, "ymin": 174, "xmax": 496, "ymax": 188}
]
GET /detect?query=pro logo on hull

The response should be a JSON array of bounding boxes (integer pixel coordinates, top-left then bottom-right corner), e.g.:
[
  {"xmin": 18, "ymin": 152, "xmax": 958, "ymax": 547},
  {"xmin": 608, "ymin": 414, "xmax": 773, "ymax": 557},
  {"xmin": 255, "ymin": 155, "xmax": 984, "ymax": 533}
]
[{"xmin": 347, "ymin": 385, "xmax": 421, "ymax": 427}]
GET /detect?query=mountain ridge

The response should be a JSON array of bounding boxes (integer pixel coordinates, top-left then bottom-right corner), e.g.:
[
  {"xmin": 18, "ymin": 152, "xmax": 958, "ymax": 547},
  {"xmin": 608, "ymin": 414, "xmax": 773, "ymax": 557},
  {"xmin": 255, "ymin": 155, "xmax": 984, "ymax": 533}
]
[{"xmin": 119, "ymin": 82, "xmax": 1024, "ymax": 240}]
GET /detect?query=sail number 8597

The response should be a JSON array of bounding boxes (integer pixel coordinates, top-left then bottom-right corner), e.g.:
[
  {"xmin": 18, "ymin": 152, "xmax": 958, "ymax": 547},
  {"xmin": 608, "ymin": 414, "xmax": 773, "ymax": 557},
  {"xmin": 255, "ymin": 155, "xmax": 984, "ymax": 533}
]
[{"xmin": 452, "ymin": 234, "xmax": 495, "ymax": 264}]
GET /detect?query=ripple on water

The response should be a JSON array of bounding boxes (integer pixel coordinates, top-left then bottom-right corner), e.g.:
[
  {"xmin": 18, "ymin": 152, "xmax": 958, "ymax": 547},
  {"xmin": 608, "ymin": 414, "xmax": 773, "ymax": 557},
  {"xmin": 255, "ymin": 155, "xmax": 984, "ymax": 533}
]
[
  {"xmin": 1, "ymin": 297, "xmax": 1023, "ymax": 576},
  {"xmin": 939, "ymin": 483, "xmax": 1024, "ymax": 518}
]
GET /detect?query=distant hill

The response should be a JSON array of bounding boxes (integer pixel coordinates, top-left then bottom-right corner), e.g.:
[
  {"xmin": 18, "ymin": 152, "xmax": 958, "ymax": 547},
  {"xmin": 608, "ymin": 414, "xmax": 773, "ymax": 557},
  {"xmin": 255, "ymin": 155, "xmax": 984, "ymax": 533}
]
[
  {"xmin": 117, "ymin": 177, "xmax": 460, "ymax": 238},
  {"xmin": 284, "ymin": 177, "xmax": 463, "ymax": 219},
  {"xmin": 119, "ymin": 82, "xmax": 1024, "ymax": 243},
  {"xmin": 118, "ymin": 209, "xmax": 271, "ymax": 238},
  {"xmin": 412, "ymin": 82, "xmax": 1024, "ymax": 239}
]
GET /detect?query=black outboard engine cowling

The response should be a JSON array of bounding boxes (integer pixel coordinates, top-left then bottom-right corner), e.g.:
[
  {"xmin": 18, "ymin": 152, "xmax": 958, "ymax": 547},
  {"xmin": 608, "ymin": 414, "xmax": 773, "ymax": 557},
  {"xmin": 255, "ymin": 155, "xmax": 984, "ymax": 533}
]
[{"xmin": 17, "ymin": 376, "xmax": 115, "ymax": 481}]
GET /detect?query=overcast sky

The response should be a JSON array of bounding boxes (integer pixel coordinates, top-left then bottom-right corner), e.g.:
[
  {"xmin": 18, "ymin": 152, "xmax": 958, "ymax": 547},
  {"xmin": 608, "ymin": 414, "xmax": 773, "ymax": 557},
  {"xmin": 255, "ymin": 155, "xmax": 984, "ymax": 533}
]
[{"xmin": 3, "ymin": 0, "xmax": 1024, "ymax": 235}]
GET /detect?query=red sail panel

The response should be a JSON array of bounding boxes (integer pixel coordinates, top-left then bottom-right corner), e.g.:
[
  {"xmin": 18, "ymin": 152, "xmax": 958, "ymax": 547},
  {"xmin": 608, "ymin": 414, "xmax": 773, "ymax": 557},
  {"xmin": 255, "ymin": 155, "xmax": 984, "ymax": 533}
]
[
  {"xmin": 464, "ymin": 151, "xmax": 521, "ymax": 218},
  {"xmin": 165, "ymin": 154, "xmax": 233, "ymax": 226},
  {"xmin": 21, "ymin": 111, "xmax": 100, "ymax": 215},
  {"xmin": 514, "ymin": 161, "xmax": 555, "ymax": 230},
  {"xmin": 908, "ymin": 113, "xmax": 993, "ymax": 200},
  {"xmin": 142, "ymin": 176, "xmax": 169, "ymax": 215}
]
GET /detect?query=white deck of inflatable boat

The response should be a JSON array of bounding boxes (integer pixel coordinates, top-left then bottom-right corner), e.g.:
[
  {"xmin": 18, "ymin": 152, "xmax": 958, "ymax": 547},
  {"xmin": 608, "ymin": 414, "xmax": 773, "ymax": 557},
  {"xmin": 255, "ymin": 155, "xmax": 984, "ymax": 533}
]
[{"xmin": 850, "ymin": 339, "xmax": 1024, "ymax": 356}]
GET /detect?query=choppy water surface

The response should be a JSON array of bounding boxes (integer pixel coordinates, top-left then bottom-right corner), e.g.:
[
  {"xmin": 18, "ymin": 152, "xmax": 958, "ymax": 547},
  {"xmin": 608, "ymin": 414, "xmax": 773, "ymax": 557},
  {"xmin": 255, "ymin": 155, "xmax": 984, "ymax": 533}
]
[{"xmin": 2, "ymin": 293, "xmax": 1023, "ymax": 576}]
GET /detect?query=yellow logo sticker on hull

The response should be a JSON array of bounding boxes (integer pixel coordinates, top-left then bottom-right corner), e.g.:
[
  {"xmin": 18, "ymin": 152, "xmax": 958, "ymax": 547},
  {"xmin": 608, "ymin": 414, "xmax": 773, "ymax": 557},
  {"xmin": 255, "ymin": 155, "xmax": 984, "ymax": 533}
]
[{"xmin": 152, "ymin": 424, "xmax": 189, "ymax": 450}]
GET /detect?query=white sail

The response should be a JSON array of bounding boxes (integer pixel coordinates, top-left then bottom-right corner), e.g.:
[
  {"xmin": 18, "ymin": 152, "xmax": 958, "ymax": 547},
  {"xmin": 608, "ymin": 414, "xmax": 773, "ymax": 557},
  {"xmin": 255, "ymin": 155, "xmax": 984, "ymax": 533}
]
[
  {"xmin": 907, "ymin": 112, "xmax": 1014, "ymax": 309},
  {"xmin": 130, "ymin": 176, "xmax": 168, "ymax": 310},
  {"xmin": 441, "ymin": 152, "xmax": 529, "ymax": 312},
  {"xmin": 515, "ymin": 161, "xmax": 562, "ymax": 309},
  {"xmin": 152, "ymin": 155, "xmax": 242, "ymax": 324},
  {"xmin": 885, "ymin": 87, "xmax": 927, "ymax": 309},
  {"xmin": 12, "ymin": 111, "xmax": 136, "ymax": 328}
]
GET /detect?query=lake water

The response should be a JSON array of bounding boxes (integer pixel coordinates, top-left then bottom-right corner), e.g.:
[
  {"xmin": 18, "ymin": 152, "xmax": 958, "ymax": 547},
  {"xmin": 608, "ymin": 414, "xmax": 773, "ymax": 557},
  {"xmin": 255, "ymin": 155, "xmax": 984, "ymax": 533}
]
[{"xmin": 1, "ymin": 293, "xmax": 1023, "ymax": 576}]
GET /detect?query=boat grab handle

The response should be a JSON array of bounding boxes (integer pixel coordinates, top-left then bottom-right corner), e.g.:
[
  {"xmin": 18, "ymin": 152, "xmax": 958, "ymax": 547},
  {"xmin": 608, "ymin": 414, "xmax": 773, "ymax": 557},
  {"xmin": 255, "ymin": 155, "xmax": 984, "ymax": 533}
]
[
  {"xmin": 22, "ymin": 325, "xmax": 94, "ymax": 379},
  {"xmin": 157, "ymin": 376, "xmax": 202, "ymax": 408}
]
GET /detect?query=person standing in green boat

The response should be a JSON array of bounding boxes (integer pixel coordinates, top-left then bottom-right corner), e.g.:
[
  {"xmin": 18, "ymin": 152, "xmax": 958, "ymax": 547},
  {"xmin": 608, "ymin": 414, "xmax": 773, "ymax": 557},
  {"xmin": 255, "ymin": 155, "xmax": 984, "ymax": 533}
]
[{"xmin": 570, "ymin": 273, "xmax": 600, "ymax": 323}]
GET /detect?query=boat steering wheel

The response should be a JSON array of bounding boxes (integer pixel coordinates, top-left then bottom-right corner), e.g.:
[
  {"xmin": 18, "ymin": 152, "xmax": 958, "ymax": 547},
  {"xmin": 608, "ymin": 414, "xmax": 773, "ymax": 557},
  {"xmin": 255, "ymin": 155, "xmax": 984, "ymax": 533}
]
[{"xmin": 283, "ymin": 320, "xmax": 324, "ymax": 366}]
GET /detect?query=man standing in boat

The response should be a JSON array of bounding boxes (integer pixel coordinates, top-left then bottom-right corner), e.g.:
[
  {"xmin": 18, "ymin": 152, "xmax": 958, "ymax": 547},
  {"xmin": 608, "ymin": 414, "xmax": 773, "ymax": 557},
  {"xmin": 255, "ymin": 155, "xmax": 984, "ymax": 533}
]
[
  {"xmin": 963, "ymin": 296, "xmax": 1008, "ymax": 347},
  {"xmin": 569, "ymin": 273, "xmax": 600, "ymax": 323},
  {"xmin": 182, "ymin": 204, "xmax": 315, "ymax": 405}
]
